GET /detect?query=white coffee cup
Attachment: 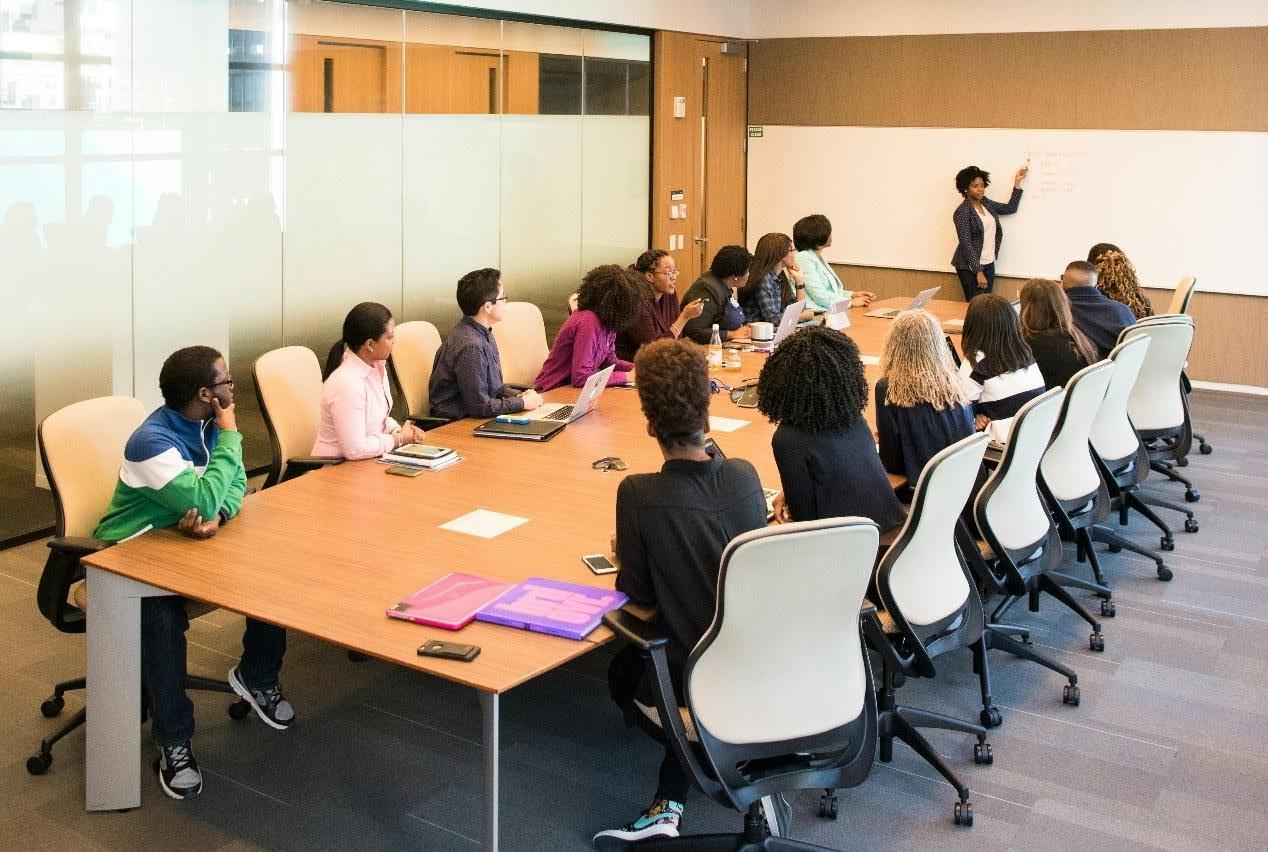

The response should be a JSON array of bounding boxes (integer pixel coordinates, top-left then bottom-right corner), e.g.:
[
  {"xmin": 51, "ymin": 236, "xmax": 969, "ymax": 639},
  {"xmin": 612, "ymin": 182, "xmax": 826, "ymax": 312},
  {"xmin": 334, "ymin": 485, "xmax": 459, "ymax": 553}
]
[{"xmin": 750, "ymin": 321, "xmax": 774, "ymax": 342}]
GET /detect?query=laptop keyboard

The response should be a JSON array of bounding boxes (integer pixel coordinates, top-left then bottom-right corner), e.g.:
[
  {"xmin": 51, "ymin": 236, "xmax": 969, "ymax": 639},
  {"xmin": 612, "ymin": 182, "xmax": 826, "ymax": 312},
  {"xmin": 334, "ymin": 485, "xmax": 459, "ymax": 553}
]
[{"xmin": 543, "ymin": 405, "xmax": 574, "ymax": 421}]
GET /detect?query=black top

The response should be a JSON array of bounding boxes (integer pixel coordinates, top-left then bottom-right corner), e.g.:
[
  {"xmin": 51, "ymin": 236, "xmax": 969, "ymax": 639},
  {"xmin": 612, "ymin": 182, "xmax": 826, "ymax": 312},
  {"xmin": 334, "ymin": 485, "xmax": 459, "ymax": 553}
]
[
  {"xmin": 428, "ymin": 317, "xmax": 524, "ymax": 419},
  {"xmin": 771, "ymin": 420, "xmax": 906, "ymax": 532},
  {"xmin": 615, "ymin": 454, "xmax": 767, "ymax": 674},
  {"xmin": 1065, "ymin": 285, "xmax": 1136, "ymax": 359},
  {"xmin": 875, "ymin": 377, "xmax": 976, "ymax": 486},
  {"xmin": 680, "ymin": 272, "xmax": 747, "ymax": 344},
  {"xmin": 1026, "ymin": 330, "xmax": 1090, "ymax": 389}
]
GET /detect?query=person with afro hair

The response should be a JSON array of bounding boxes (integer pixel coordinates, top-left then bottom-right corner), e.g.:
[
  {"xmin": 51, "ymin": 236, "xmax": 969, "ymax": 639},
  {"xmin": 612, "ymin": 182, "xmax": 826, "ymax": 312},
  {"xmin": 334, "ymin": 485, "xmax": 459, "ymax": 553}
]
[
  {"xmin": 756, "ymin": 326, "xmax": 905, "ymax": 534},
  {"xmin": 534, "ymin": 263, "xmax": 643, "ymax": 391}
]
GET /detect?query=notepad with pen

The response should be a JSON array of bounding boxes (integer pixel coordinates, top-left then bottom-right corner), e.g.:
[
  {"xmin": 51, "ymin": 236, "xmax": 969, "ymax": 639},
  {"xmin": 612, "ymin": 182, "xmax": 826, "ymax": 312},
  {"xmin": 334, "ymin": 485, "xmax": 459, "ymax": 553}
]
[
  {"xmin": 386, "ymin": 572, "xmax": 512, "ymax": 630},
  {"xmin": 475, "ymin": 577, "xmax": 628, "ymax": 640}
]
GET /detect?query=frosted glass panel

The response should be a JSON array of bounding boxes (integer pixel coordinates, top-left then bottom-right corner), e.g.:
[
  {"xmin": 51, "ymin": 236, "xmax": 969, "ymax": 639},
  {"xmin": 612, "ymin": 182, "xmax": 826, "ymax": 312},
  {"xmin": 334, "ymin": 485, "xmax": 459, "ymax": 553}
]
[
  {"xmin": 500, "ymin": 115, "xmax": 582, "ymax": 334},
  {"xmin": 403, "ymin": 115, "xmax": 501, "ymax": 331},
  {"xmin": 582, "ymin": 116, "xmax": 650, "ymax": 271},
  {"xmin": 283, "ymin": 114, "xmax": 404, "ymax": 356}
]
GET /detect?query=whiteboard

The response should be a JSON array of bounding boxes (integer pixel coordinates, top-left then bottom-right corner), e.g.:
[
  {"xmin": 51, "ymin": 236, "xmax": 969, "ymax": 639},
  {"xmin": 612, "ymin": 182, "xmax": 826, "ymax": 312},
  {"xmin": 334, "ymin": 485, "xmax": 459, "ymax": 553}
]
[{"xmin": 746, "ymin": 126, "xmax": 1268, "ymax": 297}]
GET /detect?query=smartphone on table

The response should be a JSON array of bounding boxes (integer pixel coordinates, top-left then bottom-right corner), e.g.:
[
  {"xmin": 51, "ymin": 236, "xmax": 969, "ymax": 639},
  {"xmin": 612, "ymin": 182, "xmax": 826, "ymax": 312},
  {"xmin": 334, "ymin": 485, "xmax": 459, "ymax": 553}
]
[
  {"xmin": 385, "ymin": 465, "xmax": 425, "ymax": 477},
  {"xmin": 582, "ymin": 554, "xmax": 618, "ymax": 575},
  {"xmin": 418, "ymin": 639, "xmax": 480, "ymax": 662}
]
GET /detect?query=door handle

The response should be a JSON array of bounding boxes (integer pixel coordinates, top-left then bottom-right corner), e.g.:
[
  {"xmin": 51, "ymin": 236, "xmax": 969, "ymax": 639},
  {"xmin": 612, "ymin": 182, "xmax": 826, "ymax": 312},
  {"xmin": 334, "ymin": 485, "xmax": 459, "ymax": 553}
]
[{"xmin": 693, "ymin": 236, "xmax": 708, "ymax": 244}]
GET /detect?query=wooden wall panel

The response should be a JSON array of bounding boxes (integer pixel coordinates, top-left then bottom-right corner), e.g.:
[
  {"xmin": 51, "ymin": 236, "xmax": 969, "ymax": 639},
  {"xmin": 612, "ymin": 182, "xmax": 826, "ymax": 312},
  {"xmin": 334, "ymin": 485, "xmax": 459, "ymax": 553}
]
[
  {"xmin": 832, "ymin": 264, "xmax": 1268, "ymax": 387},
  {"xmin": 749, "ymin": 27, "xmax": 1268, "ymax": 131},
  {"xmin": 652, "ymin": 31, "xmax": 706, "ymax": 285}
]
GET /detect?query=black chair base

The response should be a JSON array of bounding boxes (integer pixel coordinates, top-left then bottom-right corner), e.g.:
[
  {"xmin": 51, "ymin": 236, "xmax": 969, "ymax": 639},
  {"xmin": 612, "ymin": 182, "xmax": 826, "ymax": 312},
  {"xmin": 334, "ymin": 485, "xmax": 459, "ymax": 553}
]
[{"xmin": 595, "ymin": 801, "xmax": 833, "ymax": 850}]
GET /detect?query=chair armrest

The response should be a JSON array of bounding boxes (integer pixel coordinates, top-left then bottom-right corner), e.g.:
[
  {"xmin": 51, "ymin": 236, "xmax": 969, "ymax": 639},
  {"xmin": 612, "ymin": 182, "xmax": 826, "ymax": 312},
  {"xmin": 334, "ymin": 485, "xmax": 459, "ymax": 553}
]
[
  {"xmin": 407, "ymin": 416, "xmax": 452, "ymax": 430},
  {"xmin": 862, "ymin": 609, "xmax": 913, "ymax": 673},
  {"xmin": 604, "ymin": 609, "xmax": 669, "ymax": 651},
  {"xmin": 289, "ymin": 456, "xmax": 344, "ymax": 467},
  {"xmin": 48, "ymin": 536, "xmax": 111, "ymax": 559}
]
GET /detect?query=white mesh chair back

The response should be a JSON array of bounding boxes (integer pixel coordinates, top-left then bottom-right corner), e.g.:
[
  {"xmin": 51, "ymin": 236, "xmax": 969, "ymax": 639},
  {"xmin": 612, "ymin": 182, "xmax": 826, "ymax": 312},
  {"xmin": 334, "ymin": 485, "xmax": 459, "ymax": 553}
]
[
  {"xmin": 495, "ymin": 301, "xmax": 549, "ymax": 387},
  {"xmin": 391, "ymin": 320, "xmax": 442, "ymax": 418},
  {"xmin": 687, "ymin": 518, "xmax": 877, "ymax": 746},
  {"xmin": 254, "ymin": 346, "xmax": 324, "ymax": 483},
  {"xmin": 1121, "ymin": 317, "xmax": 1194, "ymax": 433},
  {"xmin": 39, "ymin": 396, "xmax": 148, "ymax": 537},
  {"xmin": 1091, "ymin": 336, "xmax": 1150, "ymax": 462},
  {"xmin": 978, "ymin": 388, "xmax": 1063, "ymax": 552},
  {"xmin": 884, "ymin": 432, "xmax": 989, "ymax": 627},
  {"xmin": 1040, "ymin": 361, "xmax": 1113, "ymax": 502},
  {"xmin": 1167, "ymin": 276, "xmax": 1197, "ymax": 315}
]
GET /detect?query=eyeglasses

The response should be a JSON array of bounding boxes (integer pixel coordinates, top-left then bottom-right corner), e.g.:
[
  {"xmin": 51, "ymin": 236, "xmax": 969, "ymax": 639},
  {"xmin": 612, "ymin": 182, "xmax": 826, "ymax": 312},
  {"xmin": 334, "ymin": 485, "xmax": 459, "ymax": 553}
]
[
  {"xmin": 591, "ymin": 456, "xmax": 628, "ymax": 472},
  {"xmin": 209, "ymin": 377, "xmax": 234, "ymax": 389},
  {"xmin": 657, "ymin": 269, "xmax": 680, "ymax": 279},
  {"xmin": 493, "ymin": 295, "xmax": 508, "ymax": 303}
]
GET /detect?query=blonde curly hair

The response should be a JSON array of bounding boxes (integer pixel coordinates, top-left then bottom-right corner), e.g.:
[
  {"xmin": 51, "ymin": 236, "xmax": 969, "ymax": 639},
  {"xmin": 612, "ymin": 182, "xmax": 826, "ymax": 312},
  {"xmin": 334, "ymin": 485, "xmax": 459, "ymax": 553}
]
[
  {"xmin": 881, "ymin": 309, "xmax": 968, "ymax": 410},
  {"xmin": 1094, "ymin": 250, "xmax": 1154, "ymax": 319}
]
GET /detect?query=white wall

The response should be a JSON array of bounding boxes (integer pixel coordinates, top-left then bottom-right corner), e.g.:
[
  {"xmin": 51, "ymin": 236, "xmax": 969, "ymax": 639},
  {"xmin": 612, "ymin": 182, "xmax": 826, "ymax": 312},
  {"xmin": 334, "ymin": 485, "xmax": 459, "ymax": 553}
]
[
  {"xmin": 748, "ymin": 0, "xmax": 1268, "ymax": 38},
  {"xmin": 439, "ymin": 0, "xmax": 749, "ymax": 37}
]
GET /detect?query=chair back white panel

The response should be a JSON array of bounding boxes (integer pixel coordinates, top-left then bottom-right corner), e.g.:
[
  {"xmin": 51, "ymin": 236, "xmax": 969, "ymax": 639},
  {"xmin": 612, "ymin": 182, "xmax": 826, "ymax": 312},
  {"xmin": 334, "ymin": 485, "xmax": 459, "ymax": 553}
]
[
  {"xmin": 391, "ymin": 320, "xmax": 442, "ymax": 418},
  {"xmin": 1166, "ymin": 276, "xmax": 1197, "ymax": 315},
  {"xmin": 1091, "ymin": 336, "xmax": 1150, "ymax": 461},
  {"xmin": 254, "ymin": 346, "xmax": 324, "ymax": 475},
  {"xmin": 495, "ymin": 301, "xmax": 550, "ymax": 387},
  {"xmin": 1121, "ymin": 318, "xmax": 1194, "ymax": 432},
  {"xmin": 688, "ymin": 519, "xmax": 877, "ymax": 746},
  {"xmin": 1040, "ymin": 361, "xmax": 1113, "ymax": 502},
  {"xmin": 886, "ymin": 433, "xmax": 988, "ymax": 626},
  {"xmin": 980, "ymin": 388, "xmax": 1063, "ymax": 552},
  {"xmin": 39, "ymin": 396, "xmax": 148, "ymax": 537}
]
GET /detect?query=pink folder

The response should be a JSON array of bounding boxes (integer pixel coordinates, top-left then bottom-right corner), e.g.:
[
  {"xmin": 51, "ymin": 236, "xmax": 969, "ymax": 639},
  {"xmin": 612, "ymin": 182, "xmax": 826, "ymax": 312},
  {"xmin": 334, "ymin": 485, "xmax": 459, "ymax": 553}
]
[{"xmin": 387, "ymin": 572, "xmax": 513, "ymax": 630}]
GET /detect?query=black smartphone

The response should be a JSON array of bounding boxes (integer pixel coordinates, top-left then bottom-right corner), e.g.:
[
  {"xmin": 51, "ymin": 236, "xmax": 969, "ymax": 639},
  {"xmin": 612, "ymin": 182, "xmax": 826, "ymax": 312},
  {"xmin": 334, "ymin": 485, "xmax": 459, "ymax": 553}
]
[
  {"xmin": 944, "ymin": 335, "xmax": 962, "ymax": 368},
  {"xmin": 385, "ymin": 465, "xmax": 425, "ymax": 477},
  {"xmin": 704, "ymin": 436, "xmax": 726, "ymax": 458},
  {"xmin": 582, "ymin": 553, "xmax": 618, "ymax": 575},
  {"xmin": 417, "ymin": 639, "xmax": 480, "ymax": 662}
]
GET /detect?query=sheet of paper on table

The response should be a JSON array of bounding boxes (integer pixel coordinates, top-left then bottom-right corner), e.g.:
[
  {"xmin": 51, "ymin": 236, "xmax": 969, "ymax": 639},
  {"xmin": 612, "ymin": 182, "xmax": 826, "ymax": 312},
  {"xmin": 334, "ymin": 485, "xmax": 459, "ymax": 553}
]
[{"xmin": 440, "ymin": 509, "xmax": 530, "ymax": 539}]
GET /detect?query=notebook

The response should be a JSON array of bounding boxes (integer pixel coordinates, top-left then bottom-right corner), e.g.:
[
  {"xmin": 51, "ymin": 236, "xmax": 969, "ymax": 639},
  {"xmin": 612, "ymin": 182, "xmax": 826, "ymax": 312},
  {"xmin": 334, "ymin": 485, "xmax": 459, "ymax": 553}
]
[
  {"xmin": 381, "ymin": 444, "xmax": 461, "ymax": 469},
  {"xmin": 475, "ymin": 578, "xmax": 629, "ymax": 640},
  {"xmin": 865, "ymin": 286, "xmax": 940, "ymax": 319},
  {"xmin": 474, "ymin": 365, "xmax": 615, "ymax": 441},
  {"xmin": 386, "ymin": 572, "xmax": 512, "ymax": 630}
]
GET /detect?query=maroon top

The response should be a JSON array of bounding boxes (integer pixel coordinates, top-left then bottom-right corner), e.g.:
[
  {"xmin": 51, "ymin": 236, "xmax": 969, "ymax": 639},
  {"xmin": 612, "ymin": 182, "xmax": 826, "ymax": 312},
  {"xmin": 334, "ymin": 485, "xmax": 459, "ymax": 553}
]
[{"xmin": 616, "ymin": 290, "xmax": 681, "ymax": 362}]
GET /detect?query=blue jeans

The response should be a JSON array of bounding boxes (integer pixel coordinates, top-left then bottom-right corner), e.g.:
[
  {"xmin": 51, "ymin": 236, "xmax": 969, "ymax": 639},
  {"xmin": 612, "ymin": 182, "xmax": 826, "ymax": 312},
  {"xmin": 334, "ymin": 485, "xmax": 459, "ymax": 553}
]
[
  {"xmin": 141, "ymin": 596, "xmax": 286, "ymax": 746},
  {"xmin": 956, "ymin": 262, "xmax": 995, "ymax": 301}
]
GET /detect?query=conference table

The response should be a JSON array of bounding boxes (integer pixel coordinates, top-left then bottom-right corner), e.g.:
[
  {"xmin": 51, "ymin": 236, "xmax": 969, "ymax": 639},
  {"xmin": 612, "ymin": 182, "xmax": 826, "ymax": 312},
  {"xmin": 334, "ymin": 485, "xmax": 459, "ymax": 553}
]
[{"xmin": 80, "ymin": 297, "xmax": 966, "ymax": 850}]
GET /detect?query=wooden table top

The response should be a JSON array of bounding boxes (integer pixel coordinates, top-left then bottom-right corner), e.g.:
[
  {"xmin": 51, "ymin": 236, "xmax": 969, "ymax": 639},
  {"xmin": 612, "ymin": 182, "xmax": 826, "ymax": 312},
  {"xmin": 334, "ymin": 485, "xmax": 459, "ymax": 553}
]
[{"xmin": 82, "ymin": 297, "xmax": 966, "ymax": 694}]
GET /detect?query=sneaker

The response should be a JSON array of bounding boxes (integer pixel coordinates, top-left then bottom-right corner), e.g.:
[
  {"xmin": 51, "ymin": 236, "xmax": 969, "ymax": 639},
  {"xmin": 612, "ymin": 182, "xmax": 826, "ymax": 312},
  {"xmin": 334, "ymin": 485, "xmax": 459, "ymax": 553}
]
[
  {"xmin": 157, "ymin": 740, "xmax": 203, "ymax": 800},
  {"xmin": 593, "ymin": 799, "xmax": 683, "ymax": 845},
  {"xmin": 228, "ymin": 666, "xmax": 295, "ymax": 730}
]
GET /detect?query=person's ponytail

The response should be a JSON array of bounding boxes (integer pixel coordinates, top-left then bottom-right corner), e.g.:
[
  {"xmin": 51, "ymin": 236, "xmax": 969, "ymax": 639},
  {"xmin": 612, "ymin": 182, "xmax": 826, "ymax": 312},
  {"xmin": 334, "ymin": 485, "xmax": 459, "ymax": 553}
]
[{"xmin": 323, "ymin": 302, "xmax": 393, "ymax": 380}]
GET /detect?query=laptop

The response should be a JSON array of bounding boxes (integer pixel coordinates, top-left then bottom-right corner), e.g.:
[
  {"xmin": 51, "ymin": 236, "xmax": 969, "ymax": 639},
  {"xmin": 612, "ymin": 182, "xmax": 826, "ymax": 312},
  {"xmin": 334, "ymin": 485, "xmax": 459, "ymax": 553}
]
[
  {"xmin": 865, "ymin": 286, "xmax": 941, "ymax": 319},
  {"xmin": 473, "ymin": 365, "xmax": 615, "ymax": 441},
  {"xmin": 753, "ymin": 299, "xmax": 807, "ymax": 352}
]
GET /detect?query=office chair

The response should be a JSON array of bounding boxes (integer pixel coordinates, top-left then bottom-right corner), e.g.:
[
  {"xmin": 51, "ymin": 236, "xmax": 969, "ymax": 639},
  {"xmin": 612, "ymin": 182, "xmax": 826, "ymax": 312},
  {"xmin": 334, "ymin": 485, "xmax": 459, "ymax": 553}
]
[
  {"xmin": 386, "ymin": 319, "xmax": 449, "ymax": 429},
  {"xmin": 1036, "ymin": 361, "xmax": 1116, "ymax": 645},
  {"xmin": 1121, "ymin": 316, "xmax": 1201, "ymax": 502},
  {"xmin": 28, "ymin": 397, "xmax": 241, "ymax": 776},
  {"xmin": 253, "ymin": 345, "xmax": 344, "ymax": 487},
  {"xmin": 1092, "ymin": 336, "xmax": 1196, "ymax": 559},
  {"xmin": 494, "ymin": 301, "xmax": 550, "ymax": 388},
  {"xmin": 600, "ymin": 519, "xmax": 881, "ymax": 848},
  {"xmin": 966, "ymin": 388, "xmax": 1083, "ymax": 720},
  {"xmin": 863, "ymin": 432, "xmax": 995, "ymax": 827},
  {"xmin": 1165, "ymin": 276, "xmax": 1211, "ymax": 456}
]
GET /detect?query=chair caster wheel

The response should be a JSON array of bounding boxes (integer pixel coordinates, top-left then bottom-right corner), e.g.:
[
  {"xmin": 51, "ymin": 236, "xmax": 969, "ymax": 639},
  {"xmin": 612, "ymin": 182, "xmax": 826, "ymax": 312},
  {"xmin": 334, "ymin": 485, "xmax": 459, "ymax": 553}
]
[
  {"xmin": 27, "ymin": 752, "xmax": 52, "ymax": 775},
  {"xmin": 1177, "ymin": 457, "xmax": 1189, "ymax": 467},
  {"xmin": 1108, "ymin": 544, "xmax": 1122, "ymax": 553},
  {"xmin": 1159, "ymin": 536, "xmax": 1174, "ymax": 551},
  {"xmin": 1089, "ymin": 633, "xmax": 1105, "ymax": 652},
  {"xmin": 41, "ymin": 696, "xmax": 65, "ymax": 718},
  {"xmin": 1101, "ymin": 599, "xmax": 1116, "ymax": 617},
  {"xmin": 818, "ymin": 792, "xmax": 838, "ymax": 820},
  {"xmin": 1157, "ymin": 565, "xmax": 1173, "ymax": 581},
  {"xmin": 954, "ymin": 800, "xmax": 973, "ymax": 826},
  {"xmin": 228, "ymin": 700, "xmax": 251, "ymax": 720},
  {"xmin": 973, "ymin": 742, "xmax": 993, "ymax": 765},
  {"xmin": 1199, "ymin": 444, "xmax": 1212, "ymax": 455},
  {"xmin": 1184, "ymin": 519, "xmax": 1199, "ymax": 534},
  {"xmin": 1184, "ymin": 489, "xmax": 1200, "ymax": 503},
  {"xmin": 979, "ymin": 706, "xmax": 1002, "ymax": 728},
  {"xmin": 1063, "ymin": 684, "xmax": 1081, "ymax": 706}
]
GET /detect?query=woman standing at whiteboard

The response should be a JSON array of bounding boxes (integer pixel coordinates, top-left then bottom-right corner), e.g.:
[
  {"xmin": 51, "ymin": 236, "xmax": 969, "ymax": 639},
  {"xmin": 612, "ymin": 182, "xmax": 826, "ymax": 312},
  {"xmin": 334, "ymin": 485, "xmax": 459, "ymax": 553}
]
[{"xmin": 951, "ymin": 164, "xmax": 1027, "ymax": 300}]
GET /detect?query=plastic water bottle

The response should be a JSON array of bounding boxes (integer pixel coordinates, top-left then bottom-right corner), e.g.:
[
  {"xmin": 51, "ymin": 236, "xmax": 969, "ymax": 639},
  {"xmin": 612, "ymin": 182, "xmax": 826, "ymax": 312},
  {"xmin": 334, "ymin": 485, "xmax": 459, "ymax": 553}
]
[{"xmin": 707, "ymin": 324, "xmax": 724, "ymax": 370}]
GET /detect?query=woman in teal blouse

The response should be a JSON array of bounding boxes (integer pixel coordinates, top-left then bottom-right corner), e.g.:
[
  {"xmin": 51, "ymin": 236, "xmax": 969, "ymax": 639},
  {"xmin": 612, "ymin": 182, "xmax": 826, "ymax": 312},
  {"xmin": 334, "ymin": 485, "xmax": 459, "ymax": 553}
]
[{"xmin": 792, "ymin": 214, "xmax": 876, "ymax": 312}]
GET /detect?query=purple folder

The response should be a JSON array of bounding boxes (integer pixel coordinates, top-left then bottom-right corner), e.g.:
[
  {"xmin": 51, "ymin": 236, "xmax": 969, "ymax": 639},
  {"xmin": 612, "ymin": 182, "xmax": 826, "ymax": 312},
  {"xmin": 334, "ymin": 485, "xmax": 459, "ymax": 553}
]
[{"xmin": 475, "ymin": 577, "xmax": 629, "ymax": 640}]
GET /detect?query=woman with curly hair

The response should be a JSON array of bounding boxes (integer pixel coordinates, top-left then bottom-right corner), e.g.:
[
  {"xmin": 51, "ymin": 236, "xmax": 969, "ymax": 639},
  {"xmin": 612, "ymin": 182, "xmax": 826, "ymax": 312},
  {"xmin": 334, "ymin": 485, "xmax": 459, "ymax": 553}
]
[
  {"xmin": 1088, "ymin": 243, "xmax": 1155, "ymax": 320},
  {"xmin": 596, "ymin": 338, "xmax": 767, "ymax": 845},
  {"xmin": 958, "ymin": 293, "xmax": 1045, "ymax": 443},
  {"xmin": 951, "ymin": 163, "xmax": 1027, "ymax": 299},
  {"xmin": 1019, "ymin": 277, "xmax": 1097, "ymax": 389},
  {"xmin": 875, "ymin": 310, "xmax": 975, "ymax": 486},
  {"xmin": 756, "ymin": 326, "xmax": 905, "ymax": 533},
  {"xmin": 614, "ymin": 249, "xmax": 704, "ymax": 361},
  {"xmin": 535, "ymin": 264, "xmax": 643, "ymax": 390}
]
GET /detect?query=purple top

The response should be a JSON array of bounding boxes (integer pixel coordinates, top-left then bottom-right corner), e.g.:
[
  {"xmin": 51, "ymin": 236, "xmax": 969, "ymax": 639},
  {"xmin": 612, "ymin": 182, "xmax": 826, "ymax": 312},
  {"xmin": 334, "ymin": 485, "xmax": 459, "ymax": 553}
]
[
  {"xmin": 616, "ymin": 290, "xmax": 681, "ymax": 362},
  {"xmin": 534, "ymin": 309, "xmax": 634, "ymax": 391}
]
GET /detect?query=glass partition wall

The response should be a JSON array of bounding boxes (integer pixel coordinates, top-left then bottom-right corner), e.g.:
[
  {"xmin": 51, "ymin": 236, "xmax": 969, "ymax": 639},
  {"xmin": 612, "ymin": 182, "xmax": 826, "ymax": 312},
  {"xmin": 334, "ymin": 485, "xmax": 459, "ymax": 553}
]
[{"xmin": 0, "ymin": 0, "xmax": 651, "ymax": 542}]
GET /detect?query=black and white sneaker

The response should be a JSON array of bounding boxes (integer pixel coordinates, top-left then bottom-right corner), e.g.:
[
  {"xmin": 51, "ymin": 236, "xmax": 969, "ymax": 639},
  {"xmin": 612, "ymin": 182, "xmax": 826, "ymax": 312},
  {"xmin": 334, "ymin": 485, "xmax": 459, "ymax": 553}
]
[
  {"xmin": 228, "ymin": 666, "xmax": 295, "ymax": 730},
  {"xmin": 157, "ymin": 740, "xmax": 203, "ymax": 800}
]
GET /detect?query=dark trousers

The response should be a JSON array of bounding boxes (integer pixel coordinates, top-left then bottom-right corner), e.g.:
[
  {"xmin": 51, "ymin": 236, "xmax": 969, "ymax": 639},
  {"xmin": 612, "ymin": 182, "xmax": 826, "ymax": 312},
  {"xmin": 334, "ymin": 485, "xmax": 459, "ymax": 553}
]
[
  {"xmin": 141, "ymin": 596, "xmax": 287, "ymax": 746},
  {"xmin": 608, "ymin": 645, "xmax": 692, "ymax": 804},
  {"xmin": 956, "ymin": 262, "xmax": 995, "ymax": 301}
]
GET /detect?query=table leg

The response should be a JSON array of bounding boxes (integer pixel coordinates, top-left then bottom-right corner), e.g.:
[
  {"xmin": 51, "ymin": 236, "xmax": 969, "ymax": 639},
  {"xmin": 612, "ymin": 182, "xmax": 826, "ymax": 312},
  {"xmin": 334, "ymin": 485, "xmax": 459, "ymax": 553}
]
[{"xmin": 479, "ymin": 690, "xmax": 499, "ymax": 852}]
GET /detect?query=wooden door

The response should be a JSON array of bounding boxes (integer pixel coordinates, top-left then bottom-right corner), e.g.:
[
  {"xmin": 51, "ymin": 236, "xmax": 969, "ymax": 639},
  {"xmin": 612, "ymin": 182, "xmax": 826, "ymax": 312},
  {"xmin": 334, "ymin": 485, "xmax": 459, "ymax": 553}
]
[
  {"xmin": 292, "ymin": 36, "xmax": 399, "ymax": 113},
  {"xmin": 697, "ymin": 41, "xmax": 747, "ymax": 274}
]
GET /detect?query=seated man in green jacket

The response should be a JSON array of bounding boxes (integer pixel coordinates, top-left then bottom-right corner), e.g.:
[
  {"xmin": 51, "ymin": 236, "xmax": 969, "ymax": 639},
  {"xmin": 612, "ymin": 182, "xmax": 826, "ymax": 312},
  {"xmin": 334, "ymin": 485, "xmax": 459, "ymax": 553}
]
[{"xmin": 95, "ymin": 346, "xmax": 292, "ymax": 801}]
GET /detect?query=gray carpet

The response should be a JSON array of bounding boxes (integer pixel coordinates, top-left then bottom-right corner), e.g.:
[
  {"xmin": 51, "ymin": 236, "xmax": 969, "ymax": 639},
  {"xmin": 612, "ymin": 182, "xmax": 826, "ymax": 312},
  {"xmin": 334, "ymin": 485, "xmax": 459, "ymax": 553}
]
[{"xmin": 1, "ymin": 389, "xmax": 1265, "ymax": 850}]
